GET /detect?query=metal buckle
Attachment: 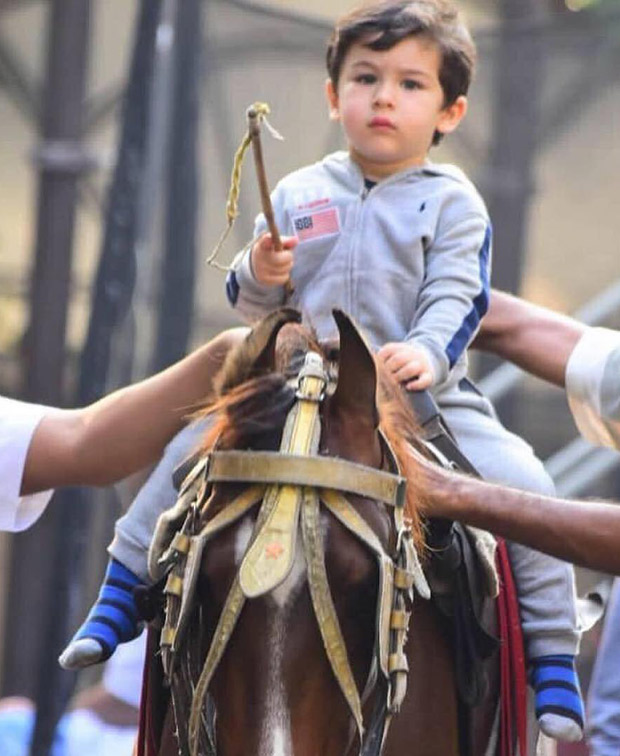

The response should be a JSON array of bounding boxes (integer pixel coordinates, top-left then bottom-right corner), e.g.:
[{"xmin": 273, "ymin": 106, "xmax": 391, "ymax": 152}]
[{"xmin": 295, "ymin": 351, "xmax": 327, "ymax": 401}]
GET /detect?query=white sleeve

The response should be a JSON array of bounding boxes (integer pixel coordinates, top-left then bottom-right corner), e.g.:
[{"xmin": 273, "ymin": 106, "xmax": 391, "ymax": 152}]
[
  {"xmin": 565, "ymin": 328, "xmax": 620, "ymax": 450},
  {"xmin": 0, "ymin": 397, "xmax": 54, "ymax": 531}
]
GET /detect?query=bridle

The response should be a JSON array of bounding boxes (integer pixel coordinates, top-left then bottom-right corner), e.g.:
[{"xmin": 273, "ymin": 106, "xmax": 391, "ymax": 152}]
[{"xmin": 150, "ymin": 351, "xmax": 430, "ymax": 756}]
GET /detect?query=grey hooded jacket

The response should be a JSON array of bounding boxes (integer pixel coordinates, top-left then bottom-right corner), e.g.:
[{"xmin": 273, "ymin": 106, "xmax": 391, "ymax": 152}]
[{"xmin": 227, "ymin": 150, "xmax": 492, "ymax": 399}]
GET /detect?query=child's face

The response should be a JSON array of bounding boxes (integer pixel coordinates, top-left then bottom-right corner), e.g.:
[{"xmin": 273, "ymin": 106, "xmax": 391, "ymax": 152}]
[{"xmin": 326, "ymin": 35, "xmax": 467, "ymax": 179}]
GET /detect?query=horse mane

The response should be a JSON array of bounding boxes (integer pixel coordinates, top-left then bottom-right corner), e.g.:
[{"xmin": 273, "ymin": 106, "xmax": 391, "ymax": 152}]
[
  {"xmin": 375, "ymin": 366, "xmax": 428, "ymax": 557},
  {"xmin": 198, "ymin": 374, "xmax": 295, "ymax": 452}
]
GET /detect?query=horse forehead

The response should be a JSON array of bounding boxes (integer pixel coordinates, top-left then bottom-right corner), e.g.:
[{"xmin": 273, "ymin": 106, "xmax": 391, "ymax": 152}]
[
  {"xmin": 202, "ymin": 505, "xmax": 380, "ymax": 605},
  {"xmin": 274, "ymin": 323, "xmax": 323, "ymax": 371}
]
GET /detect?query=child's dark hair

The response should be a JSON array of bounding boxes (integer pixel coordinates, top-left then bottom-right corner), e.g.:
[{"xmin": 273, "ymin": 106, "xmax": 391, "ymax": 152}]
[{"xmin": 326, "ymin": 0, "xmax": 476, "ymax": 144}]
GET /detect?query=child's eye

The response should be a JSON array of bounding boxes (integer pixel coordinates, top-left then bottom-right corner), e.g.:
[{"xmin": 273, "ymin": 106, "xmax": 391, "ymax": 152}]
[
  {"xmin": 355, "ymin": 73, "xmax": 377, "ymax": 85},
  {"xmin": 402, "ymin": 79, "xmax": 422, "ymax": 90}
]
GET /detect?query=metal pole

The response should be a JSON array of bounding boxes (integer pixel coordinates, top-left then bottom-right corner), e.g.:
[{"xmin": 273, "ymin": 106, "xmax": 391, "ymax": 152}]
[
  {"xmin": 476, "ymin": 0, "xmax": 545, "ymax": 418},
  {"xmin": 2, "ymin": 0, "xmax": 92, "ymax": 704},
  {"xmin": 25, "ymin": 0, "xmax": 93, "ymax": 405},
  {"xmin": 482, "ymin": 0, "xmax": 544, "ymax": 297},
  {"xmin": 24, "ymin": 2, "xmax": 93, "ymax": 751},
  {"xmin": 77, "ymin": 0, "xmax": 162, "ymax": 402},
  {"xmin": 153, "ymin": 0, "xmax": 203, "ymax": 372},
  {"xmin": 26, "ymin": 5, "xmax": 163, "ymax": 752},
  {"xmin": 119, "ymin": 0, "xmax": 179, "ymax": 381}
]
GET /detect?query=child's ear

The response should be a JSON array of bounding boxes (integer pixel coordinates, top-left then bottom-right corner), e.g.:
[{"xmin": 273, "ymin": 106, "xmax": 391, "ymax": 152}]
[
  {"xmin": 325, "ymin": 78, "xmax": 340, "ymax": 121},
  {"xmin": 437, "ymin": 95, "xmax": 468, "ymax": 137}
]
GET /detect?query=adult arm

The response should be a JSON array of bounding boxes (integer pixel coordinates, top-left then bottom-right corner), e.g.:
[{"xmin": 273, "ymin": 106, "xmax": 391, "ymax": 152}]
[
  {"xmin": 21, "ymin": 328, "xmax": 246, "ymax": 495},
  {"xmin": 418, "ymin": 452, "xmax": 620, "ymax": 575},
  {"xmin": 476, "ymin": 290, "xmax": 620, "ymax": 447},
  {"xmin": 425, "ymin": 290, "xmax": 620, "ymax": 572},
  {"xmin": 473, "ymin": 289, "xmax": 585, "ymax": 387}
]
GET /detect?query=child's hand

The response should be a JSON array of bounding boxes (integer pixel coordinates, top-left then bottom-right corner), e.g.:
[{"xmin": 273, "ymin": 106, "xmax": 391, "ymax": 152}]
[
  {"xmin": 250, "ymin": 233, "xmax": 297, "ymax": 286},
  {"xmin": 377, "ymin": 342, "xmax": 435, "ymax": 391}
]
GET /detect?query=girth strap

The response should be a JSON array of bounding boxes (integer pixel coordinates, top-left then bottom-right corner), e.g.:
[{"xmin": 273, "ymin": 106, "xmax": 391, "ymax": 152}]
[{"xmin": 208, "ymin": 450, "xmax": 406, "ymax": 508}]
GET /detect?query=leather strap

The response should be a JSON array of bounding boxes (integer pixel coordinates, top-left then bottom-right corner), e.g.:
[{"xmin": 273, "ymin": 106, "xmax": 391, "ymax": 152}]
[
  {"xmin": 320, "ymin": 488, "xmax": 395, "ymax": 680},
  {"xmin": 208, "ymin": 450, "xmax": 406, "ymax": 508},
  {"xmin": 188, "ymin": 486, "xmax": 275, "ymax": 756},
  {"xmin": 239, "ymin": 352, "xmax": 326, "ymax": 598},
  {"xmin": 189, "ymin": 574, "xmax": 246, "ymax": 756},
  {"xmin": 302, "ymin": 488, "xmax": 364, "ymax": 742}
]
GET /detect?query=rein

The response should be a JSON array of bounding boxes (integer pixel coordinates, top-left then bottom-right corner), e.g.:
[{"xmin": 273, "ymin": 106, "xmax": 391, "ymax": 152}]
[{"xmin": 151, "ymin": 352, "xmax": 429, "ymax": 756}]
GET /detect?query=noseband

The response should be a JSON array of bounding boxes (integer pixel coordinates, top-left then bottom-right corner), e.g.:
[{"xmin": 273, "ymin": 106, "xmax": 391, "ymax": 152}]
[{"xmin": 150, "ymin": 352, "xmax": 429, "ymax": 756}]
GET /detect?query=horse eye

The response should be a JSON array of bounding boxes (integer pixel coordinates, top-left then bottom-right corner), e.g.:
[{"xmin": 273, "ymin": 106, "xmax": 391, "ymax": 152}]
[{"xmin": 325, "ymin": 346, "xmax": 340, "ymax": 362}]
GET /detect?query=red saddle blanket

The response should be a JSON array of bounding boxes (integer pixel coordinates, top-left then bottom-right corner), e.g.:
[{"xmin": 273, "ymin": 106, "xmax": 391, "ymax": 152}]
[
  {"xmin": 136, "ymin": 628, "xmax": 167, "ymax": 756},
  {"xmin": 496, "ymin": 536, "xmax": 529, "ymax": 756}
]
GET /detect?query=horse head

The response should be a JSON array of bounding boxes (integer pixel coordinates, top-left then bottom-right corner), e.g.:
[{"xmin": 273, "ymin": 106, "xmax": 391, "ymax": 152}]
[{"xmin": 158, "ymin": 310, "xmax": 433, "ymax": 756}]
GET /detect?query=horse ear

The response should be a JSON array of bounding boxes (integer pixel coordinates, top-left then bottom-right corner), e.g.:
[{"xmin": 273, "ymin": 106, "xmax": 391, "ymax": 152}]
[
  {"xmin": 331, "ymin": 309, "xmax": 379, "ymax": 427},
  {"xmin": 216, "ymin": 308, "xmax": 301, "ymax": 394}
]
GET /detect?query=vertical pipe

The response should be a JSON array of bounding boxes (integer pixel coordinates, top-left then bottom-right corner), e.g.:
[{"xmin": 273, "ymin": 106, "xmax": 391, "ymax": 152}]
[
  {"xmin": 25, "ymin": 0, "xmax": 92, "ymax": 406},
  {"xmin": 25, "ymin": 3, "xmax": 163, "ymax": 750},
  {"xmin": 2, "ymin": 0, "xmax": 92, "ymax": 707},
  {"xmin": 153, "ymin": 0, "xmax": 203, "ymax": 372},
  {"xmin": 484, "ymin": 0, "xmax": 543, "ymax": 296}
]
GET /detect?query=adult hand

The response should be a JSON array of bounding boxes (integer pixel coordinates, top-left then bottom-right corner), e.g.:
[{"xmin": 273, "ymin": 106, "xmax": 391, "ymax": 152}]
[
  {"xmin": 377, "ymin": 342, "xmax": 434, "ymax": 390},
  {"xmin": 250, "ymin": 233, "xmax": 297, "ymax": 286}
]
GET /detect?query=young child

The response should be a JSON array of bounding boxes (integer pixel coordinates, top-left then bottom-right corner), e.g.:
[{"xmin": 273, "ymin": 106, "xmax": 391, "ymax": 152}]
[
  {"xmin": 61, "ymin": 0, "xmax": 584, "ymax": 743},
  {"xmin": 227, "ymin": 1, "xmax": 584, "ymax": 742}
]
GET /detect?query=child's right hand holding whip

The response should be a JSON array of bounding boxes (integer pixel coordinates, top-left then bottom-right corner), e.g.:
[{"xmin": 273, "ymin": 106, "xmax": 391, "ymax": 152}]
[{"xmin": 251, "ymin": 232, "xmax": 297, "ymax": 287}]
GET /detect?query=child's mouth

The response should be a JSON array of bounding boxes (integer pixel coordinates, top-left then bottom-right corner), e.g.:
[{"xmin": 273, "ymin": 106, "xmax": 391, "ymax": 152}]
[{"xmin": 369, "ymin": 117, "xmax": 396, "ymax": 129}]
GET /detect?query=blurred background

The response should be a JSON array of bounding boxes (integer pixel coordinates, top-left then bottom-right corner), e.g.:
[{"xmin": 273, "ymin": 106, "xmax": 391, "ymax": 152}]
[{"xmin": 0, "ymin": 0, "xmax": 618, "ymax": 754}]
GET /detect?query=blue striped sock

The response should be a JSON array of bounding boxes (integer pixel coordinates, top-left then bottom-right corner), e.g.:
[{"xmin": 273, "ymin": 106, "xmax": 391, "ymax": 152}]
[
  {"xmin": 531, "ymin": 654, "xmax": 584, "ymax": 742},
  {"xmin": 73, "ymin": 559, "xmax": 143, "ymax": 661}
]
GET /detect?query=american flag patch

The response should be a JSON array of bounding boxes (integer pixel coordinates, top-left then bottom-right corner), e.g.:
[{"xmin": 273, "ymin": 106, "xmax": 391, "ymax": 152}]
[{"xmin": 292, "ymin": 207, "xmax": 340, "ymax": 242}]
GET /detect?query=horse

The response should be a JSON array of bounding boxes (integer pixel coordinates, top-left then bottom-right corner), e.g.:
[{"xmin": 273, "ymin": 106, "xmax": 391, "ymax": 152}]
[{"xmin": 139, "ymin": 308, "xmax": 506, "ymax": 756}]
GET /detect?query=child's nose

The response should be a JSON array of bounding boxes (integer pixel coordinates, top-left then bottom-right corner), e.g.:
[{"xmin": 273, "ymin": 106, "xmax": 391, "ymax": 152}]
[{"xmin": 373, "ymin": 81, "xmax": 396, "ymax": 107}]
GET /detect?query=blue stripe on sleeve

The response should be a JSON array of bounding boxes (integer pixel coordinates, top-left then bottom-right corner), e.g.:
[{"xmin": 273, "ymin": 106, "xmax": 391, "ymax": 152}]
[
  {"xmin": 445, "ymin": 224, "xmax": 492, "ymax": 369},
  {"xmin": 226, "ymin": 269, "xmax": 240, "ymax": 306}
]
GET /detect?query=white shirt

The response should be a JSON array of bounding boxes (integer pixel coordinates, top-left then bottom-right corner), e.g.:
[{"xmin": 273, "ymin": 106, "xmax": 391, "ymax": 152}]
[
  {"xmin": 565, "ymin": 327, "xmax": 620, "ymax": 450},
  {"xmin": 0, "ymin": 397, "xmax": 53, "ymax": 531}
]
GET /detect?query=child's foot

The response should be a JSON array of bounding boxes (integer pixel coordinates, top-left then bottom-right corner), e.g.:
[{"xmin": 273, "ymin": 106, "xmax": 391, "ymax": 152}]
[
  {"xmin": 59, "ymin": 559, "xmax": 143, "ymax": 670},
  {"xmin": 531, "ymin": 654, "xmax": 584, "ymax": 742}
]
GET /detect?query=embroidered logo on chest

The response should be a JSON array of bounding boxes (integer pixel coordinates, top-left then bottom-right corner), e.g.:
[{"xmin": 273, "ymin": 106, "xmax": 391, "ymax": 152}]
[{"xmin": 292, "ymin": 207, "xmax": 341, "ymax": 242}]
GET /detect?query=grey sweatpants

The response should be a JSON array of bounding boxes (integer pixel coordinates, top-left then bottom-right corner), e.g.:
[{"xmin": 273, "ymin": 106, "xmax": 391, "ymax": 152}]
[
  {"xmin": 109, "ymin": 419, "xmax": 210, "ymax": 582},
  {"xmin": 110, "ymin": 392, "xmax": 579, "ymax": 661},
  {"xmin": 586, "ymin": 579, "xmax": 620, "ymax": 755},
  {"xmin": 439, "ymin": 384, "xmax": 579, "ymax": 659}
]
